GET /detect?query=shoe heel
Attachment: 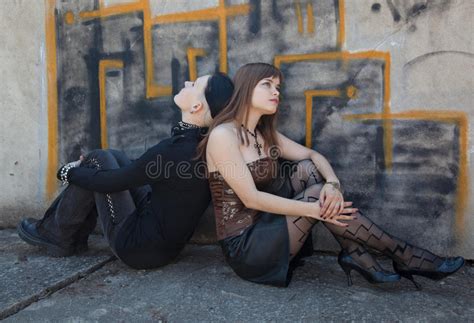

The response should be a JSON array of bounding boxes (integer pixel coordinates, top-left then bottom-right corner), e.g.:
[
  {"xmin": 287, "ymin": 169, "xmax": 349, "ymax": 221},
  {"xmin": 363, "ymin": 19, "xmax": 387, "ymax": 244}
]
[
  {"xmin": 400, "ymin": 271, "xmax": 422, "ymax": 290},
  {"xmin": 345, "ymin": 270, "xmax": 353, "ymax": 287},
  {"xmin": 393, "ymin": 262, "xmax": 423, "ymax": 290},
  {"xmin": 339, "ymin": 262, "xmax": 353, "ymax": 286}
]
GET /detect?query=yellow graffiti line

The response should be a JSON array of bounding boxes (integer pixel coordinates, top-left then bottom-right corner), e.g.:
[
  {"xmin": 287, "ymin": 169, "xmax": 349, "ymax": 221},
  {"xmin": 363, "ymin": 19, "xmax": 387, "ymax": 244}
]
[
  {"xmin": 344, "ymin": 110, "xmax": 469, "ymax": 235},
  {"xmin": 218, "ymin": 0, "xmax": 228, "ymax": 73},
  {"xmin": 79, "ymin": 0, "xmax": 143, "ymax": 19},
  {"xmin": 274, "ymin": 50, "xmax": 389, "ymax": 66},
  {"xmin": 295, "ymin": 1, "xmax": 303, "ymax": 34},
  {"xmin": 187, "ymin": 48, "xmax": 207, "ymax": 81},
  {"xmin": 45, "ymin": 0, "xmax": 59, "ymax": 201},
  {"xmin": 77, "ymin": 1, "xmax": 171, "ymax": 98},
  {"xmin": 307, "ymin": 2, "xmax": 315, "ymax": 34},
  {"xmin": 151, "ymin": 4, "xmax": 251, "ymax": 24},
  {"xmin": 458, "ymin": 114, "xmax": 469, "ymax": 236},
  {"xmin": 304, "ymin": 90, "xmax": 343, "ymax": 147},
  {"xmin": 152, "ymin": 1, "xmax": 250, "ymax": 74},
  {"xmin": 142, "ymin": 0, "xmax": 172, "ymax": 98},
  {"xmin": 337, "ymin": 0, "xmax": 345, "ymax": 48},
  {"xmin": 99, "ymin": 60, "xmax": 124, "ymax": 149},
  {"xmin": 382, "ymin": 53, "xmax": 392, "ymax": 171},
  {"xmin": 78, "ymin": 1, "xmax": 249, "ymax": 97},
  {"xmin": 275, "ymin": 50, "xmax": 393, "ymax": 168},
  {"xmin": 153, "ymin": 8, "xmax": 219, "ymax": 23}
]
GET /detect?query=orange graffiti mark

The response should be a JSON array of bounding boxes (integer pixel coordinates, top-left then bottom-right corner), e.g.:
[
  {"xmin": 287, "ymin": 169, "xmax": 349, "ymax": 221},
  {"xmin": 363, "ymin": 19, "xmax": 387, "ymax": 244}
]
[
  {"xmin": 307, "ymin": 2, "xmax": 315, "ymax": 34},
  {"xmin": 152, "ymin": 0, "xmax": 251, "ymax": 74},
  {"xmin": 295, "ymin": 1, "xmax": 315, "ymax": 35},
  {"xmin": 64, "ymin": 11, "xmax": 75, "ymax": 25},
  {"xmin": 80, "ymin": 1, "xmax": 250, "ymax": 96},
  {"xmin": 79, "ymin": 0, "xmax": 143, "ymax": 19},
  {"xmin": 45, "ymin": 0, "xmax": 59, "ymax": 201},
  {"xmin": 295, "ymin": 1, "xmax": 304, "ymax": 34},
  {"xmin": 99, "ymin": 60, "xmax": 124, "ymax": 149},
  {"xmin": 346, "ymin": 85, "xmax": 358, "ymax": 99},
  {"xmin": 304, "ymin": 88, "xmax": 358, "ymax": 148},
  {"xmin": 337, "ymin": 0, "xmax": 345, "ymax": 49},
  {"xmin": 78, "ymin": 1, "xmax": 171, "ymax": 98},
  {"xmin": 344, "ymin": 110, "xmax": 469, "ymax": 235},
  {"xmin": 142, "ymin": 0, "xmax": 172, "ymax": 98},
  {"xmin": 275, "ymin": 50, "xmax": 393, "ymax": 168},
  {"xmin": 304, "ymin": 90, "xmax": 342, "ymax": 147},
  {"xmin": 187, "ymin": 48, "xmax": 207, "ymax": 81}
]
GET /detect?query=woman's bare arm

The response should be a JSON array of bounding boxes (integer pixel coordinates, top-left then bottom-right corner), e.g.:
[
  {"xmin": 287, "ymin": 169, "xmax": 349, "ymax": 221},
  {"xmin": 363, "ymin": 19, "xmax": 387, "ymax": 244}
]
[
  {"xmin": 276, "ymin": 132, "xmax": 345, "ymax": 219},
  {"xmin": 276, "ymin": 132, "xmax": 339, "ymax": 183},
  {"xmin": 207, "ymin": 125, "xmax": 352, "ymax": 226}
]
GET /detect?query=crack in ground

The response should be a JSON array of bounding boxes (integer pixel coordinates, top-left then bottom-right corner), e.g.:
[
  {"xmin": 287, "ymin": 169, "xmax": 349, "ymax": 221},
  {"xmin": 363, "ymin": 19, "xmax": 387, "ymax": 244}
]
[{"xmin": 0, "ymin": 256, "xmax": 116, "ymax": 320}]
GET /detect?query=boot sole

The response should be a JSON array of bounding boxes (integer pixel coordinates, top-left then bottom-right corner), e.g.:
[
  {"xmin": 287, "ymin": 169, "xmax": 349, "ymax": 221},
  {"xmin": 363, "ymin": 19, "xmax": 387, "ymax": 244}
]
[{"xmin": 17, "ymin": 222, "xmax": 74, "ymax": 257}]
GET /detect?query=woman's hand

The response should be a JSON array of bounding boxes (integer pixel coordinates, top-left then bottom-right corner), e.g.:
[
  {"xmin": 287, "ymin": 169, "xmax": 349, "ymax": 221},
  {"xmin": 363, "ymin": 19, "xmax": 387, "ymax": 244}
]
[
  {"xmin": 319, "ymin": 183, "xmax": 344, "ymax": 219},
  {"xmin": 307, "ymin": 201, "xmax": 356, "ymax": 227},
  {"xmin": 66, "ymin": 156, "xmax": 83, "ymax": 168}
]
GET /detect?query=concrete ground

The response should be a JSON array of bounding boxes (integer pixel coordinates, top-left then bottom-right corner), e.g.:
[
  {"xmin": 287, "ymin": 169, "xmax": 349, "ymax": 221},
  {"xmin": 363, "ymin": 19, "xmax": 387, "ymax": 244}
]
[{"xmin": 1, "ymin": 229, "xmax": 473, "ymax": 322}]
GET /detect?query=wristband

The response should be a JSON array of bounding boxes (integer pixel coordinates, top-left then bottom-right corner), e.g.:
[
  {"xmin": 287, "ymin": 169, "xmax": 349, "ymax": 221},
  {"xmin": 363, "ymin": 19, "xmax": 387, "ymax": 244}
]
[{"xmin": 57, "ymin": 161, "xmax": 80, "ymax": 185}]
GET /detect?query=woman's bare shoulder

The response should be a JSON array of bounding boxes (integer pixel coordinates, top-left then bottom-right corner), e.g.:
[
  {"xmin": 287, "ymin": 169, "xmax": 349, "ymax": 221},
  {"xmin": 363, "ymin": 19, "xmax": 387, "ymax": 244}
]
[{"xmin": 210, "ymin": 122, "xmax": 238, "ymax": 138}]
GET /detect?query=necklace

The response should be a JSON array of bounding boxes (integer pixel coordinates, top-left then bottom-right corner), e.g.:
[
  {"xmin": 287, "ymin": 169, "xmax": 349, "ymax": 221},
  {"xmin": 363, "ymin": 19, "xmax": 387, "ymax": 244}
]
[
  {"xmin": 177, "ymin": 120, "xmax": 200, "ymax": 130},
  {"xmin": 171, "ymin": 121, "xmax": 201, "ymax": 136},
  {"xmin": 241, "ymin": 124, "xmax": 263, "ymax": 157}
]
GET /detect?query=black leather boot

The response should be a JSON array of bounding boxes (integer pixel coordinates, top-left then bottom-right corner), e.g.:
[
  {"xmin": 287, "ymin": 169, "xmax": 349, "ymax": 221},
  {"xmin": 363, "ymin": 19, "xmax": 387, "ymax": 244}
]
[{"xmin": 17, "ymin": 218, "xmax": 76, "ymax": 257}]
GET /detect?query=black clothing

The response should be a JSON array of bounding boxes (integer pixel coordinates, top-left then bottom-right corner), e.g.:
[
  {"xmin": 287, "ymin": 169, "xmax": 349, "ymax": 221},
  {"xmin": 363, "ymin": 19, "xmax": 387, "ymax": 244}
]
[
  {"xmin": 38, "ymin": 126, "xmax": 211, "ymax": 269},
  {"xmin": 67, "ymin": 127, "xmax": 210, "ymax": 243}
]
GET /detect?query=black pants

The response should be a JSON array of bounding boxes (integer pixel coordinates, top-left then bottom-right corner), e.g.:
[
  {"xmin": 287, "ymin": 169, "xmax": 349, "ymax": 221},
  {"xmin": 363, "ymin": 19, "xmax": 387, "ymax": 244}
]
[{"xmin": 37, "ymin": 149, "xmax": 152, "ymax": 265}]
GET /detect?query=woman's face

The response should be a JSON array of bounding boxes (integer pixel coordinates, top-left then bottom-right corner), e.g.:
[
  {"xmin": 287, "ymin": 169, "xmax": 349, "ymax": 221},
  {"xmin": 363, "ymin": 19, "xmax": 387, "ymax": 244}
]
[
  {"xmin": 250, "ymin": 76, "xmax": 280, "ymax": 115},
  {"xmin": 174, "ymin": 75, "xmax": 211, "ymax": 111}
]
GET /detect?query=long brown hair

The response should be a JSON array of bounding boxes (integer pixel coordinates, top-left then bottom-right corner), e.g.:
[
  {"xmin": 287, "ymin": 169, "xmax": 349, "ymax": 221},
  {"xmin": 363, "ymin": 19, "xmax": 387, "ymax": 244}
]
[{"xmin": 196, "ymin": 63, "xmax": 283, "ymax": 161}]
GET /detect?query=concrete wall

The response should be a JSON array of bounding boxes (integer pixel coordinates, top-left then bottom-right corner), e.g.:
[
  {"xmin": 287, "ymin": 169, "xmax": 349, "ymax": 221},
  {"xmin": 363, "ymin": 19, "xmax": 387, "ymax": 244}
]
[
  {"xmin": 1, "ymin": 0, "xmax": 472, "ymax": 258},
  {"xmin": 0, "ymin": 0, "xmax": 49, "ymax": 227}
]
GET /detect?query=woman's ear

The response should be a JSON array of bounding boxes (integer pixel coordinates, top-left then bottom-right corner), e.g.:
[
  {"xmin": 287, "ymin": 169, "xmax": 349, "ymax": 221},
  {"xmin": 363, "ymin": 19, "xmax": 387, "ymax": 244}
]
[{"xmin": 190, "ymin": 101, "xmax": 204, "ymax": 114}]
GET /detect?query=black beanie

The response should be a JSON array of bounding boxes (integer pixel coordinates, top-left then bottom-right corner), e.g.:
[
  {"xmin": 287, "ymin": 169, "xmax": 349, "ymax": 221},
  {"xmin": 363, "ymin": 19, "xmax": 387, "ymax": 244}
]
[{"xmin": 204, "ymin": 72, "xmax": 234, "ymax": 118}]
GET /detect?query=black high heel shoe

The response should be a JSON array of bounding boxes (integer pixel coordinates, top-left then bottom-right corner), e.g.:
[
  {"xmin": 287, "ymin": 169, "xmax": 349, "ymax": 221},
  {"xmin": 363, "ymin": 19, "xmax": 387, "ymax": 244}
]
[
  {"xmin": 393, "ymin": 257, "xmax": 465, "ymax": 290},
  {"xmin": 337, "ymin": 250, "xmax": 401, "ymax": 286}
]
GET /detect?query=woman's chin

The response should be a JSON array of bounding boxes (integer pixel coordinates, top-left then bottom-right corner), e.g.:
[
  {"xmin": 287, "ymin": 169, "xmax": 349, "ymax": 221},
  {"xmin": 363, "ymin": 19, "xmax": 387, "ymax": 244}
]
[
  {"xmin": 263, "ymin": 107, "xmax": 277, "ymax": 115},
  {"xmin": 173, "ymin": 95, "xmax": 182, "ymax": 108}
]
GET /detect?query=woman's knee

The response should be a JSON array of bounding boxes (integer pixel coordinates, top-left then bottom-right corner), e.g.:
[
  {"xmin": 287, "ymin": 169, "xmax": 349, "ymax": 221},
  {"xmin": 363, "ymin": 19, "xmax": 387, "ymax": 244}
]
[
  {"xmin": 85, "ymin": 149, "xmax": 109, "ymax": 158},
  {"xmin": 293, "ymin": 159, "xmax": 322, "ymax": 182},
  {"xmin": 295, "ymin": 159, "xmax": 315, "ymax": 173}
]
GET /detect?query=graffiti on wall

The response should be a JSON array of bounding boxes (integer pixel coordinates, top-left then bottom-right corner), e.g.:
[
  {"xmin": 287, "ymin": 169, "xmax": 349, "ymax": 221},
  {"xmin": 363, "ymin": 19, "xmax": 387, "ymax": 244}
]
[{"xmin": 45, "ymin": 0, "xmax": 468, "ymax": 247}]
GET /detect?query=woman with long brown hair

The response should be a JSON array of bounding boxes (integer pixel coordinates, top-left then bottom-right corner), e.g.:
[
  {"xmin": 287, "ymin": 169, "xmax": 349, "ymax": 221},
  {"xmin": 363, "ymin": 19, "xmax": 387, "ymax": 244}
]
[{"xmin": 197, "ymin": 63, "xmax": 464, "ymax": 288}]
